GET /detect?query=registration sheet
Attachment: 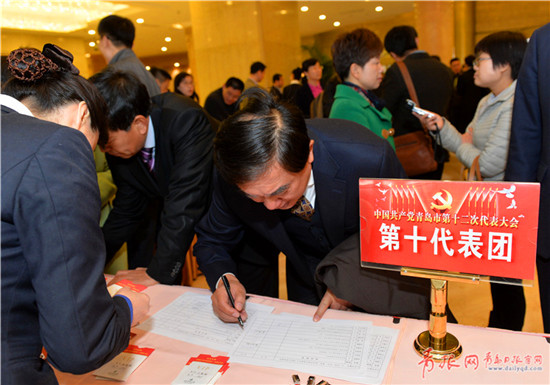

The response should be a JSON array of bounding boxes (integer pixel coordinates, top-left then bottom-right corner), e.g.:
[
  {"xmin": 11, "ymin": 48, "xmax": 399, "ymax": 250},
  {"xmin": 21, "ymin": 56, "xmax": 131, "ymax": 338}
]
[
  {"xmin": 229, "ymin": 312, "xmax": 398, "ymax": 385},
  {"xmin": 137, "ymin": 292, "xmax": 274, "ymax": 352},
  {"xmin": 138, "ymin": 292, "xmax": 398, "ymax": 384}
]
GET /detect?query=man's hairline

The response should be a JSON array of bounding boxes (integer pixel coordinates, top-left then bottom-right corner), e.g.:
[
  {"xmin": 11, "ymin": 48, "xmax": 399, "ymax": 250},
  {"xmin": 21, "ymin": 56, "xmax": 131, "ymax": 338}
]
[{"xmin": 107, "ymin": 114, "xmax": 149, "ymax": 133}]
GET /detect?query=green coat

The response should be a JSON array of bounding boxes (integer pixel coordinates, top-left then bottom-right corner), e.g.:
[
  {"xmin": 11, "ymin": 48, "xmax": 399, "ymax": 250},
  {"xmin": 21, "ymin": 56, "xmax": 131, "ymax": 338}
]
[{"xmin": 329, "ymin": 84, "xmax": 395, "ymax": 149}]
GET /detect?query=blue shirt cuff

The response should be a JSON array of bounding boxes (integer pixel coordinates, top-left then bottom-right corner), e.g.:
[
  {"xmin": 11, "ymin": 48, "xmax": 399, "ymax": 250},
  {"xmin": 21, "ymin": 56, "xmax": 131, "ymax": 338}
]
[{"xmin": 115, "ymin": 294, "xmax": 133, "ymax": 324}]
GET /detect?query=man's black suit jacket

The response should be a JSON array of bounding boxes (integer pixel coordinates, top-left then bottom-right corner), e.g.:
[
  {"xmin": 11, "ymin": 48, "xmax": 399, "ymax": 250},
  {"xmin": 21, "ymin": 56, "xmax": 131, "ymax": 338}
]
[
  {"xmin": 506, "ymin": 22, "xmax": 550, "ymax": 262},
  {"xmin": 194, "ymin": 118, "xmax": 406, "ymax": 302},
  {"xmin": 380, "ymin": 51, "xmax": 454, "ymax": 136},
  {"xmin": 103, "ymin": 93, "xmax": 214, "ymax": 284},
  {"xmin": 455, "ymin": 69, "xmax": 490, "ymax": 133},
  {"xmin": 1, "ymin": 106, "xmax": 131, "ymax": 384}
]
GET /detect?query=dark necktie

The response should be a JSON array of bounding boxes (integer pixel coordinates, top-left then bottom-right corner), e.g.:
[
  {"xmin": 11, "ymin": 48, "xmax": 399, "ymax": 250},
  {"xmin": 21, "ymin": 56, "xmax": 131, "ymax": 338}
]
[
  {"xmin": 290, "ymin": 195, "xmax": 315, "ymax": 221},
  {"xmin": 140, "ymin": 147, "xmax": 155, "ymax": 172}
]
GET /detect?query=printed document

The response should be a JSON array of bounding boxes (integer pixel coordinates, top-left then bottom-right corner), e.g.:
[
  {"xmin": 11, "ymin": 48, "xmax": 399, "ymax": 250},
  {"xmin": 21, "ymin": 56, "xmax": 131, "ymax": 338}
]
[
  {"xmin": 138, "ymin": 292, "xmax": 398, "ymax": 384},
  {"xmin": 137, "ymin": 292, "xmax": 274, "ymax": 352}
]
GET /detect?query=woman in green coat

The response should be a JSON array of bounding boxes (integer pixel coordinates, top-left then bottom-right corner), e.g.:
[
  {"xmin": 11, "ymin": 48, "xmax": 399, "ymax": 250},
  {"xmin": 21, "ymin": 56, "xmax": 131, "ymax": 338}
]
[{"xmin": 329, "ymin": 28, "xmax": 395, "ymax": 150}]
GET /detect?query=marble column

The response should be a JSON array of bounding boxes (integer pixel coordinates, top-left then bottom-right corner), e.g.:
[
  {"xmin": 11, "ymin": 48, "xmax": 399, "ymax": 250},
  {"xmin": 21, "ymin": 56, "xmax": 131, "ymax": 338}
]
[
  {"xmin": 413, "ymin": 1, "xmax": 455, "ymax": 65},
  {"xmin": 188, "ymin": 1, "xmax": 301, "ymax": 101},
  {"xmin": 453, "ymin": 1, "xmax": 475, "ymax": 61}
]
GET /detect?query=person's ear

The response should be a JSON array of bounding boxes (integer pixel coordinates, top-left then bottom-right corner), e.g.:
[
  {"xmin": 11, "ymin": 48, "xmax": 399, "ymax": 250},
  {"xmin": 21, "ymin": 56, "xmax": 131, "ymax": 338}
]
[
  {"xmin": 350, "ymin": 63, "xmax": 361, "ymax": 79},
  {"xmin": 75, "ymin": 101, "xmax": 90, "ymax": 133},
  {"xmin": 74, "ymin": 101, "xmax": 99, "ymax": 149},
  {"xmin": 308, "ymin": 139, "xmax": 315, "ymax": 164},
  {"xmin": 132, "ymin": 115, "xmax": 149, "ymax": 136},
  {"xmin": 497, "ymin": 62, "xmax": 512, "ymax": 77}
]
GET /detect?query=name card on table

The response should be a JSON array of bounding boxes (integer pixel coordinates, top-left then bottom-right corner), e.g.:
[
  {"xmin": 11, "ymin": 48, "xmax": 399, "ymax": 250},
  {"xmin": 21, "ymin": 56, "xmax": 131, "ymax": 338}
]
[
  {"xmin": 172, "ymin": 354, "xmax": 230, "ymax": 385},
  {"xmin": 93, "ymin": 345, "xmax": 154, "ymax": 381},
  {"xmin": 107, "ymin": 279, "xmax": 148, "ymax": 297},
  {"xmin": 359, "ymin": 179, "xmax": 540, "ymax": 280}
]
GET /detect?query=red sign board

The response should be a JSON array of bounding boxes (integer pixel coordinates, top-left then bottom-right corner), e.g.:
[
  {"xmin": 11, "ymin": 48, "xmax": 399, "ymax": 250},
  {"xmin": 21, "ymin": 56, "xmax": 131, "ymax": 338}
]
[{"xmin": 359, "ymin": 179, "xmax": 540, "ymax": 280}]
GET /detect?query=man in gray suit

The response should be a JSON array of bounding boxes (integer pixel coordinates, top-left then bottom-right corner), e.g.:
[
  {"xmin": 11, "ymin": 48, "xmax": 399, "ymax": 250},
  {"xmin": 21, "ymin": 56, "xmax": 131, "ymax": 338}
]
[{"xmin": 98, "ymin": 14, "xmax": 160, "ymax": 97}]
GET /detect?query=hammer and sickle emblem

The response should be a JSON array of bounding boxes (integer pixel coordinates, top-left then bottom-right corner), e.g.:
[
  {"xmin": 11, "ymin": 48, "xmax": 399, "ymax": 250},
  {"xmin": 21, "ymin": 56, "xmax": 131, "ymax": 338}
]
[{"xmin": 431, "ymin": 189, "xmax": 453, "ymax": 212}]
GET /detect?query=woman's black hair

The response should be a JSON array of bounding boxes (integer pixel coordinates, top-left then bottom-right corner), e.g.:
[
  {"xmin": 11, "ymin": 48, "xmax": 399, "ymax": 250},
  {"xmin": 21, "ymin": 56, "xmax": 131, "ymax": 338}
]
[{"xmin": 3, "ymin": 44, "xmax": 109, "ymax": 146}]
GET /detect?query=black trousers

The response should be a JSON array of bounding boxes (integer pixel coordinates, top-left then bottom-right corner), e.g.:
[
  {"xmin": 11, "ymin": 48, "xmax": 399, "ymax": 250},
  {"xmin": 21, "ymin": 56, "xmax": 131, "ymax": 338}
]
[
  {"xmin": 488, "ymin": 281, "xmax": 526, "ymax": 331},
  {"xmin": 127, "ymin": 200, "xmax": 160, "ymax": 269},
  {"xmin": 537, "ymin": 257, "xmax": 550, "ymax": 333}
]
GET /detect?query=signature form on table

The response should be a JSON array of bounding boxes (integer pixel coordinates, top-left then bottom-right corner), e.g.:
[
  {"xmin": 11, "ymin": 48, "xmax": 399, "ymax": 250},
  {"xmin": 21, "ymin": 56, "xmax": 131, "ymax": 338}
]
[
  {"xmin": 230, "ymin": 312, "xmax": 397, "ymax": 384},
  {"xmin": 138, "ymin": 292, "xmax": 398, "ymax": 384},
  {"xmin": 137, "ymin": 291, "xmax": 274, "ymax": 352}
]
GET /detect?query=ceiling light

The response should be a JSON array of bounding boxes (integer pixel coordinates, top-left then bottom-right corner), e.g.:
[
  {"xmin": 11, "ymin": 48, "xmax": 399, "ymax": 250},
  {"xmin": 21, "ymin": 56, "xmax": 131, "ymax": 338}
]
[
  {"xmin": 89, "ymin": 41, "xmax": 96, "ymax": 47},
  {"xmin": 161, "ymin": 47, "xmax": 168, "ymax": 52},
  {"xmin": 85, "ymin": 53, "xmax": 91, "ymax": 58},
  {"xmin": 375, "ymin": 6, "xmax": 383, "ymax": 12},
  {"xmin": 136, "ymin": 18, "xmax": 144, "ymax": 24},
  {"xmin": 280, "ymin": 9, "xmax": 288, "ymax": 15},
  {"xmin": 145, "ymin": 66, "xmax": 151, "ymax": 71},
  {"xmin": 319, "ymin": 14, "xmax": 326, "ymax": 20},
  {"xmin": 172, "ymin": 23, "xmax": 184, "ymax": 30},
  {"xmin": 333, "ymin": 21, "xmax": 341, "ymax": 27},
  {"xmin": 226, "ymin": 1, "xmax": 233, "ymax": 5},
  {"xmin": 165, "ymin": 37, "xmax": 172, "ymax": 42},
  {"xmin": 1, "ymin": 0, "xmax": 127, "ymax": 33},
  {"xmin": 174, "ymin": 62, "xmax": 180, "ymax": 68},
  {"xmin": 300, "ymin": 6, "xmax": 309, "ymax": 12},
  {"xmin": 88, "ymin": 29, "xmax": 96, "ymax": 35}
]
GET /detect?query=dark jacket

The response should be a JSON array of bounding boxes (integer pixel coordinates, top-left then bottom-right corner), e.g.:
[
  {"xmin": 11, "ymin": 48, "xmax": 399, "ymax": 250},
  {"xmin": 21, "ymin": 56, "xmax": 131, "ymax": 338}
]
[
  {"xmin": 194, "ymin": 118, "xmax": 406, "ymax": 303},
  {"xmin": 103, "ymin": 93, "xmax": 215, "ymax": 284},
  {"xmin": 505, "ymin": 22, "xmax": 550, "ymax": 261},
  {"xmin": 315, "ymin": 233, "xmax": 430, "ymax": 319},
  {"xmin": 380, "ymin": 51, "xmax": 454, "ymax": 136},
  {"xmin": 1, "ymin": 106, "xmax": 131, "ymax": 384},
  {"xmin": 455, "ymin": 69, "xmax": 490, "ymax": 133},
  {"xmin": 295, "ymin": 82, "xmax": 315, "ymax": 118}
]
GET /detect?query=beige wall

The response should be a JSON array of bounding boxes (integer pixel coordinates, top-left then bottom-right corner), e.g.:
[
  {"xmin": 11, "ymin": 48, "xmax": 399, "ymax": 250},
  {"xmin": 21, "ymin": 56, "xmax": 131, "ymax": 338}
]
[
  {"xmin": 2, "ymin": 31, "xmax": 93, "ymax": 78},
  {"xmin": 3, "ymin": 1, "xmax": 549, "ymax": 91},
  {"xmin": 303, "ymin": 1, "xmax": 549, "ymax": 71},
  {"xmin": 258, "ymin": 1, "xmax": 302, "ymax": 92},
  {"xmin": 188, "ymin": 1, "xmax": 300, "ymax": 101},
  {"xmin": 474, "ymin": 1, "xmax": 550, "ymax": 42},
  {"xmin": 304, "ymin": 11, "xmax": 416, "ymax": 69},
  {"xmin": 414, "ymin": 2, "xmax": 455, "ymax": 64}
]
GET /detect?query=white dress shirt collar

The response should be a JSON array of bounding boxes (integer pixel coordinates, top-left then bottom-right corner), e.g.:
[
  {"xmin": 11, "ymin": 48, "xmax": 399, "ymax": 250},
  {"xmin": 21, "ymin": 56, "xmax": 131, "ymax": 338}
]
[
  {"xmin": 144, "ymin": 118, "xmax": 156, "ymax": 149},
  {"xmin": 0, "ymin": 94, "xmax": 34, "ymax": 117},
  {"xmin": 303, "ymin": 169, "xmax": 316, "ymax": 209}
]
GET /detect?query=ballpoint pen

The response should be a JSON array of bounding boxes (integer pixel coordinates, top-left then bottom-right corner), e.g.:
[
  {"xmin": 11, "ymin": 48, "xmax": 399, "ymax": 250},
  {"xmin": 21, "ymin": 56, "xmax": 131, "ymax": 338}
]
[{"xmin": 221, "ymin": 275, "xmax": 244, "ymax": 329}]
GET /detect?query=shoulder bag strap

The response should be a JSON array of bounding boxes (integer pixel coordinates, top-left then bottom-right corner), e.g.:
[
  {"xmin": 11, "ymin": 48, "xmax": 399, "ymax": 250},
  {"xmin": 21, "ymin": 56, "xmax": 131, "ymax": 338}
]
[
  {"xmin": 395, "ymin": 60, "xmax": 431, "ymax": 136},
  {"xmin": 395, "ymin": 60, "xmax": 419, "ymax": 105}
]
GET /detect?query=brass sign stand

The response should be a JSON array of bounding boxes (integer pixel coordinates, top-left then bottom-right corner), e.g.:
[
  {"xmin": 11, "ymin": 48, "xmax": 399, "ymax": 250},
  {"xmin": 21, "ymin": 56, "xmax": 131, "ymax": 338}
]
[{"xmin": 402, "ymin": 267, "xmax": 482, "ymax": 361}]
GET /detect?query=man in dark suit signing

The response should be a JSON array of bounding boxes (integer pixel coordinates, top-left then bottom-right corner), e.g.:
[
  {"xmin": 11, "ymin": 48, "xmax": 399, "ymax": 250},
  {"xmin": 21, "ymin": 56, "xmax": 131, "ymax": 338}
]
[
  {"xmin": 91, "ymin": 69, "xmax": 214, "ymax": 286},
  {"xmin": 194, "ymin": 90, "xmax": 430, "ymax": 324}
]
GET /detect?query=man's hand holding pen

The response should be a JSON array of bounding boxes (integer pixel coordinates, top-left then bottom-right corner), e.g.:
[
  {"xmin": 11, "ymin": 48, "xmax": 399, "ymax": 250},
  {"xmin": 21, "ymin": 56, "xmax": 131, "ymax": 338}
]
[{"xmin": 211, "ymin": 274, "xmax": 248, "ymax": 325}]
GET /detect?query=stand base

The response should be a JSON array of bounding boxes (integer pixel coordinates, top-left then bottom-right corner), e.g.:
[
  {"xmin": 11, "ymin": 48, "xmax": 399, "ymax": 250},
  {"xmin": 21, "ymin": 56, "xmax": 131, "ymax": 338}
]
[{"xmin": 414, "ymin": 330, "xmax": 462, "ymax": 361}]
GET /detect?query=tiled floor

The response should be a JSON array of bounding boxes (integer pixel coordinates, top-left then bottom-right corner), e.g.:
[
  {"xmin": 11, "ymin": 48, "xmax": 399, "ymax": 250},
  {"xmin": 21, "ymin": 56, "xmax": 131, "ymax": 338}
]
[{"xmin": 192, "ymin": 154, "xmax": 545, "ymax": 333}]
